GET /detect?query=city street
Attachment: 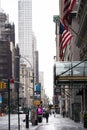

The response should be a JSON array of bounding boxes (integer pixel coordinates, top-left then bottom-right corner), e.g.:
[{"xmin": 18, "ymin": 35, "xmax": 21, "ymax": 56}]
[{"xmin": 0, "ymin": 114, "xmax": 87, "ymax": 130}]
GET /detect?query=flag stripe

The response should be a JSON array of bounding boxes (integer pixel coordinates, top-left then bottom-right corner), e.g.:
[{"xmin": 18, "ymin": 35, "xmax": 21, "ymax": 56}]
[
  {"xmin": 63, "ymin": 0, "xmax": 70, "ymax": 12},
  {"xmin": 62, "ymin": 35, "xmax": 73, "ymax": 49},
  {"xmin": 63, "ymin": 0, "xmax": 76, "ymax": 27},
  {"xmin": 69, "ymin": 0, "xmax": 76, "ymax": 12},
  {"xmin": 62, "ymin": 30, "xmax": 72, "ymax": 43},
  {"xmin": 60, "ymin": 22, "xmax": 73, "ymax": 50}
]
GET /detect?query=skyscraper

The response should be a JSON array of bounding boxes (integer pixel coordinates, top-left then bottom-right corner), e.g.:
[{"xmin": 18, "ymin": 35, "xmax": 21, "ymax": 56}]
[{"xmin": 18, "ymin": 0, "xmax": 32, "ymax": 67}]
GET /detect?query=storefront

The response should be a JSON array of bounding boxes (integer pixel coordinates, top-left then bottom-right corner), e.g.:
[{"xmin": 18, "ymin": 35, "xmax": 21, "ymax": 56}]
[{"xmin": 54, "ymin": 61, "xmax": 87, "ymax": 121}]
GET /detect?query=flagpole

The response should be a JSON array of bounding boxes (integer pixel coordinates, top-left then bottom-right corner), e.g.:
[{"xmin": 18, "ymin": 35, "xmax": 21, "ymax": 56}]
[
  {"xmin": 69, "ymin": 25, "xmax": 87, "ymax": 43},
  {"xmin": 58, "ymin": 16, "xmax": 87, "ymax": 44}
]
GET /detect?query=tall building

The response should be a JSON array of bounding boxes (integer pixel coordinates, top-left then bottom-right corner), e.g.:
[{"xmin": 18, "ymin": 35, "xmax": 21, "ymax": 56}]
[
  {"xmin": 0, "ymin": 10, "xmax": 15, "ymax": 80},
  {"xmin": 53, "ymin": 0, "xmax": 87, "ymax": 122},
  {"xmin": 0, "ymin": 9, "xmax": 16, "ymax": 112},
  {"xmin": 18, "ymin": 0, "xmax": 32, "ymax": 67}
]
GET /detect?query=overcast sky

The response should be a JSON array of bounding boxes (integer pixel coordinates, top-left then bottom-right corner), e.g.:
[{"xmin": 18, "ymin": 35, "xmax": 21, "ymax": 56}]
[{"xmin": 1, "ymin": 0, "xmax": 59, "ymax": 102}]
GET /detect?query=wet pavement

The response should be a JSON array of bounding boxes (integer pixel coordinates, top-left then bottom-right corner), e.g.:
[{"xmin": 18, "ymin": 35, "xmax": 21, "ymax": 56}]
[
  {"xmin": 0, "ymin": 114, "xmax": 87, "ymax": 130},
  {"xmin": 28, "ymin": 114, "xmax": 87, "ymax": 130}
]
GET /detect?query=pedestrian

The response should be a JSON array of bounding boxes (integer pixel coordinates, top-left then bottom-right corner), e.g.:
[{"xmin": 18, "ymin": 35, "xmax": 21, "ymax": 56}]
[
  {"xmin": 62, "ymin": 109, "xmax": 65, "ymax": 118},
  {"xmin": 30, "ymin": 108, "xmax": 37, "ymax": 125},
  {"xmin": 53, "ymin": 111, "xmax": 55, "ymax": 117},
  {"xmin": 45, "ymin": 110, "xmax": 49, "ymax": 123},
  {"xmin": 37, "ymin": 105, "xmax": 43, "ymax": 123}
]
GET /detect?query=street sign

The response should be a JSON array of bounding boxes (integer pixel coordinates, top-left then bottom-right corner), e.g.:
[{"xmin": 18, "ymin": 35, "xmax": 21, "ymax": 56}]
[
  {"xmin": 36, "ymin": 84, "xmax": 41, "ymax": 91},
  {"xmin": 34, "ymin": 84, "xmax": 41, "ymax": 101},
  {"xmin": 34, "ymin": 100, "xmax": 40, "ymax": 106},
  {"xmin": 0, "ymin": 95, "xmax": 2, "ymax": 103}
]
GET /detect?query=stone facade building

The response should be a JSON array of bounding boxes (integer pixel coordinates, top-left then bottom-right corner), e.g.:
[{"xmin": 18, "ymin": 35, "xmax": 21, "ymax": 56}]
[{"xmin": 53, "ymin": 0, "xmax": 87, "ymax": 122}]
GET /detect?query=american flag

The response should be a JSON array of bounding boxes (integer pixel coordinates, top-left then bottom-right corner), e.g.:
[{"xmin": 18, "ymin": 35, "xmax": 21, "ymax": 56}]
[
  {"xmin": 63, "ymin": 0, "xmax": 76, "ymax": 27},
  {"xmin": 59, "ymin": 22, "xmax": 73, "ymax": 50}
]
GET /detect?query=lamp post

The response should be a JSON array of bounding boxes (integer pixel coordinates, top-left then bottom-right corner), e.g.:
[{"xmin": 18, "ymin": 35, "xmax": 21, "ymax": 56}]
[
  {"xmin": 15, "ymin": 55, "xmax": 34, "ymax": 105},
  {"xmin": 17, "ymin": 82, "xmax": 20, "ymax": 130},
  {"xmin": 15, "ymin": 55, "xmax": 34, "ymax": 128},
  {"xmin": 21, "ymin": 55, "xmax": 35, "ymax": 106},
  {"xmin": 14, "ymin": 55, "xmax": 21, "ymax": 130},
  {"xmin": 7, "ymin": 79, "xmax": 10, "ymax": 130}
]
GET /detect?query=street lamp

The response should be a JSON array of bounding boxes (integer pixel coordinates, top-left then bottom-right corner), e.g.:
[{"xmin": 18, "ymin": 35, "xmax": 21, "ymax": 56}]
[
  {"xmin": 15, "ymin": 55, "xmax": 35, "ymax": 104},
  {"xmin": 21, "ymin": 56, "xmax": 34, "ymax": 106},
  {"xmin": 21, "ymin": 56, "xmax": 35, "ymax": 106},
  {"xmin": 15, "ymin": 55, "xmax": 35, "ymax": 127}
]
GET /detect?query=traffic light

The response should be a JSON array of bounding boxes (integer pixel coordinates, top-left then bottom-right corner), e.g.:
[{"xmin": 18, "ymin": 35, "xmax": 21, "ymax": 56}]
[{"xmin": 0, "ymin": 82, "xmax": 7, "ymax": 89}]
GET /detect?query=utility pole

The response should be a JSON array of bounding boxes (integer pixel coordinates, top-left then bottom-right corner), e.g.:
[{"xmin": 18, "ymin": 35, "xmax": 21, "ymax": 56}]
[
  {"xmin": 33, "ymin": 71, "xmax": 34, "ymax": 105},
  {"xmin": 17, "ymin": 82, "xmax": 20, "ymax": 130},
  {"xmin": 32, "ymin": 41, "xmax": 35, "ymax": 106},
  {"xmin": 8, "ymin": 79, "xmax": 10, "ymax": 130}
]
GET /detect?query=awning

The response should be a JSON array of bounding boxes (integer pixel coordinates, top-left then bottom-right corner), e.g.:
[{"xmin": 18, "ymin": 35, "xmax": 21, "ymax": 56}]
[{"xmin": 54, "ymin": 61, "xmax": 87, "ymax": 86}]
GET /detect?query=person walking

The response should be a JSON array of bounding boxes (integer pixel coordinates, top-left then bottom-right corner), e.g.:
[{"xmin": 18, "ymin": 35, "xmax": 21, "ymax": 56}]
[
  {"xmin": 45, "ymin": 110, "xmax": 49, "ymax": 123},
  {"xmin": 62, "ymin": 109, "xmax": 66, "ymax": 118},
  {"xmin": 53, "ymin": 111, "xmax": 55, "ymax": 117}
]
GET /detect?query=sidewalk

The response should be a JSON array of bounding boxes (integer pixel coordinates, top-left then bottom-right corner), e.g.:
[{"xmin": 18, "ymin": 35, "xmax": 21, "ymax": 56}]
[
  {"xmin": 21, "ymin": 114, "xmax": 86, "ymax": 130},
  {"xmin": 0, "ymin": 114, "xmax": 86, "ymax": 130},
  {"xmin": 54, "ymin": 114, "xmax": 84, "ymax": 129}
]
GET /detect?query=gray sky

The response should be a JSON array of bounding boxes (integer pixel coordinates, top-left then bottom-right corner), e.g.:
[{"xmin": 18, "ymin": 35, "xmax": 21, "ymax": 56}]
[{"xmin": 1, "ymin": 0, "xmax": 59, "ymax": 102}]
